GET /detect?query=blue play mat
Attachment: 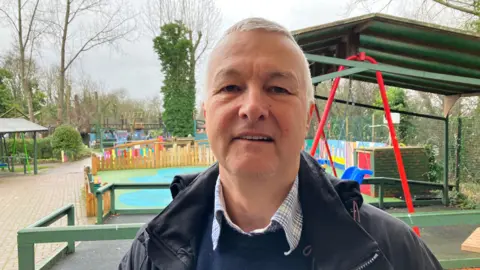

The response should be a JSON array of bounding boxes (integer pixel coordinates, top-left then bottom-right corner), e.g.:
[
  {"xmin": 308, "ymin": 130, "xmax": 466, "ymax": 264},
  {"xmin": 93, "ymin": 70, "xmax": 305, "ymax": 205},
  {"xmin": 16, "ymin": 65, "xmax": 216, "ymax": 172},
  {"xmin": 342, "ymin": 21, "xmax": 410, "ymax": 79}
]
[
  {"xmin": 118, "ymin": 167, "xmax": 207, "ymax": 208},
  {"xmin": 129, "ymin": 167, "xmax": 206, "ymax": 183},
  {"xmin": 118, "ymin": 189, "xmax": 173, "ymax": 207}
]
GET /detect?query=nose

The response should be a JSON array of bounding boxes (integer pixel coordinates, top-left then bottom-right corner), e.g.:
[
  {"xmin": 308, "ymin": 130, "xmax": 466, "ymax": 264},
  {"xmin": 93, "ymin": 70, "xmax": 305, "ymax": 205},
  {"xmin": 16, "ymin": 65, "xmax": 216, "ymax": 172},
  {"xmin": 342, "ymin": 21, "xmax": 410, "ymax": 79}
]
[{"xmin": 238, "ymin": 87, "xmax": 269, "ymax": 122}]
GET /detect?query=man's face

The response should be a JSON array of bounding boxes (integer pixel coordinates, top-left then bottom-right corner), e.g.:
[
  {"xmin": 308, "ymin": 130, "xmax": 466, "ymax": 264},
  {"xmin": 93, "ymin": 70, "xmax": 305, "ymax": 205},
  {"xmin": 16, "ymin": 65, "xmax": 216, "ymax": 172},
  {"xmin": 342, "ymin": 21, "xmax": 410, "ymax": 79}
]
[{"xmin": 203, "ymin": 30, "xmax": 312, "ymax": 178}]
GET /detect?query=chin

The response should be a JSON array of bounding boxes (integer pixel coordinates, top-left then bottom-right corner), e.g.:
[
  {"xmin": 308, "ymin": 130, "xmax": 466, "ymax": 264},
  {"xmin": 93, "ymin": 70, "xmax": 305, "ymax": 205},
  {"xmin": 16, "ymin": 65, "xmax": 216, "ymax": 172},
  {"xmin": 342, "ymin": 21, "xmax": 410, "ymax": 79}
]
[{"xmin": 225, "ymin": 157, "xmax": 277, "ymax": 178}]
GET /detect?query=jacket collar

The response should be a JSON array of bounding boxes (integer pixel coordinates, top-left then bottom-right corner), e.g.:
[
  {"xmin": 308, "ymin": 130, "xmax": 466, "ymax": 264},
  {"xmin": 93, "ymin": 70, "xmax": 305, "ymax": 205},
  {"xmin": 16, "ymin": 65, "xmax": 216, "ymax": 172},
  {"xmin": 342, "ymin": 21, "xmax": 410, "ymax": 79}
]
[
  {"xmin": 298, "ymin": 152, "xmax": 382, "ymax": 269},
  {"xmin": 145, "ymin": 152, "xmax": 383, "ymax": 270},
  {"xmin": 145, "ymin": 164, "xmax": 218, "ymax": 269}
]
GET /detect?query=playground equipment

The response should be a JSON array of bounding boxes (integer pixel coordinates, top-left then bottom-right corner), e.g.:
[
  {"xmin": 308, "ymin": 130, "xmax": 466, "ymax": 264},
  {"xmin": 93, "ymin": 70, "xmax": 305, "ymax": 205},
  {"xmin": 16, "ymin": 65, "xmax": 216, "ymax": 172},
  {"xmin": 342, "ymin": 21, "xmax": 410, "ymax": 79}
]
[
  {"xmin": 101, "ymin": 137, "xmax": 163, "ymax": 160},
  {"xmin": 0, "ymin": 118, "xmax": 48, "ymax": 175},
  {"xmin": 0, "ymin": 133, "xmax": 31, "ymax": 173},
  {"xmin": 340, "ymin": 166, "xmax": 373, "ymax": 183},
  {"xmin": 309, "ymin": 52, "xmax": 419, "ymax": 235},
  {"xmin": 90, "ymin": 137, "xmax": 215, "ymax": 174}
]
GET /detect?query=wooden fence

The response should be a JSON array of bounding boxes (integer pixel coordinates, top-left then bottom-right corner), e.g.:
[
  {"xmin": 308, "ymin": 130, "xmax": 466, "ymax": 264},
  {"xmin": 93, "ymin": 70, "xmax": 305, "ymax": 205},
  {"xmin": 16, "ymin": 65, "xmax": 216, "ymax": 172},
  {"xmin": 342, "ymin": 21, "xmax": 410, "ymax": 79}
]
[
  {"xmin": 91, "ymin": 142, "xmax": 216, "ymax": 174},
  {"xmin": 83, "ymin": 167, "xmax": 111, "ymax": 217}
]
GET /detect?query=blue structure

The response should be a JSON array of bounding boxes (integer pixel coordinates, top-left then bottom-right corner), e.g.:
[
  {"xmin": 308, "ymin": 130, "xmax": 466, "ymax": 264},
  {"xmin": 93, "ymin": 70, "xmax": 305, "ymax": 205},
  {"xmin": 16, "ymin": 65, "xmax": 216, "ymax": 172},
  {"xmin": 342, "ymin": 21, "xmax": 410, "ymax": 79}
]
[{"xmin": 340, "ymin": 166, "xmax": 373, "ymax": 184}]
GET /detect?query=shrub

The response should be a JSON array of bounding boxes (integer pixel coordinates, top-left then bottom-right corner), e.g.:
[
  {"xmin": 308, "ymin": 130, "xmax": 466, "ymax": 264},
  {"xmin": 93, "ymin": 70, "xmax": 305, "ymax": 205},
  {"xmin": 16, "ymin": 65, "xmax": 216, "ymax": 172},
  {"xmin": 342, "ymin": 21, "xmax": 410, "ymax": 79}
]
[
  {"xmin": 51, "ymin": 125, "xmax": 83, "ymax": 160},
  {"xmin": 449, "ymin": 190, "xmax": 477, "ymax": 209},
  {"xmin": 424, "ymin": 144, "xmax": 443, "ymax": 183},
  {"xmin": 77, "ymin": 145, "xmax": 93, "ymax": 159},
  {"xmin": 38, "ymin": 136, "xmax": 53, "ymax": 159}
]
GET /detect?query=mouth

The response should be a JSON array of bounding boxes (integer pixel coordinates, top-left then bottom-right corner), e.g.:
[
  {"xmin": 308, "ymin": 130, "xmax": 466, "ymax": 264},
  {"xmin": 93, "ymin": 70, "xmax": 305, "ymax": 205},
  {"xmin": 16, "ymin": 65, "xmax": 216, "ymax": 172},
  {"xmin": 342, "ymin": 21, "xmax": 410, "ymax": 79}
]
[{"xmin": 233, "ymin": 135, "xmax": 274, "ymax": 142}]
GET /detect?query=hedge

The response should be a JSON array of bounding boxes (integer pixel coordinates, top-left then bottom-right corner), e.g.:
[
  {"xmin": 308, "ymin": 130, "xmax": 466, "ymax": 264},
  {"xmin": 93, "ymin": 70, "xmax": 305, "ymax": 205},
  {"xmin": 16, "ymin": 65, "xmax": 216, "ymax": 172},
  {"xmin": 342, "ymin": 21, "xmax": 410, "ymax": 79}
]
[{"xmin": 3, "ymin": 136, "xmax": 54, "ymax": 159}]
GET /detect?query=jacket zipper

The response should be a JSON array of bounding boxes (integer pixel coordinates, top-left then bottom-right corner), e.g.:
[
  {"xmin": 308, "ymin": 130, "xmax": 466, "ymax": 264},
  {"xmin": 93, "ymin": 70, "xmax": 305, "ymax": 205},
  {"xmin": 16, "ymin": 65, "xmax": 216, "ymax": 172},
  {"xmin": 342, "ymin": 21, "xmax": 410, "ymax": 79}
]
[{"xmin": 353, "ymin": 252, "xmax": 379, "ymax": 270}]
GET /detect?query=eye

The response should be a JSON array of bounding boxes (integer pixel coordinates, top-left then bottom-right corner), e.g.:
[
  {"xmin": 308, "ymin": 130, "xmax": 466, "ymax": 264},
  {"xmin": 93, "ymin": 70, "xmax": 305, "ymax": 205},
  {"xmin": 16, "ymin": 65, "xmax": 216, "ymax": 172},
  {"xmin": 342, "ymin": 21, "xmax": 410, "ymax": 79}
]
[
  {"xmin": 220, "ymin": 85, "xmax": 242, "ymax": 93},
  {"xmin": 269, "ymin": 86, "xmax": 289, "ymax": 94}
]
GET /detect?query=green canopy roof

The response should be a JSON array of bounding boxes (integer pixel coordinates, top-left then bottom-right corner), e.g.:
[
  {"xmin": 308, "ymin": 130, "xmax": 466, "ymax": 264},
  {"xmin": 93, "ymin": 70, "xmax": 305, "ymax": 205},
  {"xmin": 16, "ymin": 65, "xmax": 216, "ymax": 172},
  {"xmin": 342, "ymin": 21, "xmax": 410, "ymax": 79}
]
[{"xmin": 292, "ymin": 13, "xmax": 480, "ymax": 96}]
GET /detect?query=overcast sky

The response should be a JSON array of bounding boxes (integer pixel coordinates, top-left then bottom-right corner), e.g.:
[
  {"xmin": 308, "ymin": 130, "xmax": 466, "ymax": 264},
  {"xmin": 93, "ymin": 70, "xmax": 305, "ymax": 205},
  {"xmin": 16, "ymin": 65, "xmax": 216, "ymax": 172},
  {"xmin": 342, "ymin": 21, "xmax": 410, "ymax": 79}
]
[{"xmin": 0, "ymin": 0, "xmax": 458, "ymax": 107}]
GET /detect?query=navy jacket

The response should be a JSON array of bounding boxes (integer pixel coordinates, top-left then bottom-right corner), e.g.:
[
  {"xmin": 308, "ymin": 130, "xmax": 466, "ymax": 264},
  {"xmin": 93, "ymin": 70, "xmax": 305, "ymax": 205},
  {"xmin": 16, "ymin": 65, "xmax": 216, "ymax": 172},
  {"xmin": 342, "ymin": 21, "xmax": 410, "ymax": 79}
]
[{"xmin": 119, "ymin": 152, "xmax": 443, "ymax": 270}]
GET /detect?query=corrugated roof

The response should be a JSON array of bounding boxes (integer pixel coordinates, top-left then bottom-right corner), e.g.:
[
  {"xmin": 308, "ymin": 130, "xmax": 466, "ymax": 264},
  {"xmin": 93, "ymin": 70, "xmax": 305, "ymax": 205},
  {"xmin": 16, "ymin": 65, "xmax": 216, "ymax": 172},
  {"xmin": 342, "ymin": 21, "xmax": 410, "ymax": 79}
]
[
  {"xmin": 0, "ymin": 118, "xmax": 48, "ymax": 133},
  {"xmin": 292, "ymin": 13, "xmax": 480, "ymax": 96}
]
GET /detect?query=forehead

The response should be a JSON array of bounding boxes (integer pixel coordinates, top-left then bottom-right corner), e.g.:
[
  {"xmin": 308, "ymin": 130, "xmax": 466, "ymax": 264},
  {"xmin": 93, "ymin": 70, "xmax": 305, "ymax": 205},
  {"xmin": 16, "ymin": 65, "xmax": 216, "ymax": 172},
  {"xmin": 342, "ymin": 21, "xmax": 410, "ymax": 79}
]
[{"xmin": 207, "ymin": 30, "xmax": 305, "ymax": 81}]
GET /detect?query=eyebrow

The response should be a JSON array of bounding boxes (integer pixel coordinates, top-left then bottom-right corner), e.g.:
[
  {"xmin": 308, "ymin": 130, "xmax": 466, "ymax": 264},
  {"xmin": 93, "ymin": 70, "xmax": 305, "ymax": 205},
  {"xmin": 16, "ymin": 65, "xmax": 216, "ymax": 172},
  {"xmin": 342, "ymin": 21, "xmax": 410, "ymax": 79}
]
[
  {"xmin": 212, "ymin": 68, "xmax": 242, "ymax": 83},
  {"xmin": 213, "ymin": 68, "xmax": 299, "ymax": 84},
  {"xmin": 266, "ymin": 71, "xmax": 298, "ymax": 83}
]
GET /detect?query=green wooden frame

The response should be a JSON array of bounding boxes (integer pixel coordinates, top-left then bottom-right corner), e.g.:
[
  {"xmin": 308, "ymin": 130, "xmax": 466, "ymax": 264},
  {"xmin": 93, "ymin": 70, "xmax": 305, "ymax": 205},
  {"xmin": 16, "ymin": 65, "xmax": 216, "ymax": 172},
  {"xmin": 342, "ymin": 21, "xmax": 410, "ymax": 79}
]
[
  {"xmin": 17, "ymin": 204, "xmax": 480, "ymax": 270},
  {"xmin": 306, "ymin": 53, "xmax": 480, "ymax": 87},
  {"xmin": 17, "ymin": 204, "xmax": 75, "ymax": 270},
  {"xmin": 95, "ymin": 182, "xmax": 169, "ymax": 224}
]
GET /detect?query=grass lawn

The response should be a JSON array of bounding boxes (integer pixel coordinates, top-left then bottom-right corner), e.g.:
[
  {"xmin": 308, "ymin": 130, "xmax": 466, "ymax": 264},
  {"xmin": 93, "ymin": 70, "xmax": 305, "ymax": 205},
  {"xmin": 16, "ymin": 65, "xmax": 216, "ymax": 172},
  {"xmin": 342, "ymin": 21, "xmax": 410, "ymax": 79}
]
[{"xmin": 0, "ymin": 164, "xmax": 51, "ymax": 173}]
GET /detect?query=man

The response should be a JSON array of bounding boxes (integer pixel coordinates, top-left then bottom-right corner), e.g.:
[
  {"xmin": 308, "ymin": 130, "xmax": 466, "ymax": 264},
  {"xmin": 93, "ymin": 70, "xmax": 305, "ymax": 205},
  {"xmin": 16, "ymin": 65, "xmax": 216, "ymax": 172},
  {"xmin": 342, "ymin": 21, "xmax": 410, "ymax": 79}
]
[{"xmin": 119, "ymin": 17, "xmax": 442, "ymax": 270}]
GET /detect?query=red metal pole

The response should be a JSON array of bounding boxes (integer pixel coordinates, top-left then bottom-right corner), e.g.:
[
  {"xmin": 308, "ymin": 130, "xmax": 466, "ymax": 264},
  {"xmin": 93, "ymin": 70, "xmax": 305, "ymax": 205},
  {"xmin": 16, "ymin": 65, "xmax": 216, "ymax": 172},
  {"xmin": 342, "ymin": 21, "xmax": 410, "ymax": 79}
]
[
  {"xmin": 308, "ymin": 106, "xmax": 337, "ymax": 177},
  {"xmin": 309, "ymin": 106, "xmax": 338, "ymax": 177},
  {"xmin": 309, "ymin": 55, "xmax": 358, "ymax": 157},
  {"xmin": 313, "ymin": 105, "xmax": 337, "ymax": 177},
  {"xmin": 364, "ymin": 55, "xmax": 419, "ymax": 236}
]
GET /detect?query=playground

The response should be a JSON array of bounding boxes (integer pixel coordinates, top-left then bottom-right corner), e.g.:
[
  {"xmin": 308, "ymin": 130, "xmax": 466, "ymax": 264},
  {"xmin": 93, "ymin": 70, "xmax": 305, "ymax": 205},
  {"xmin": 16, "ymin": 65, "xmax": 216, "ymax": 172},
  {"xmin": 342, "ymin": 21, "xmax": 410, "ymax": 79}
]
[
  {"xmin": 11, "ymin": 13, "xmax": 480, "ymax": 270},
  {"xmin": 95, "ymin": 166, "xmax": 207, "ymax": 209}
]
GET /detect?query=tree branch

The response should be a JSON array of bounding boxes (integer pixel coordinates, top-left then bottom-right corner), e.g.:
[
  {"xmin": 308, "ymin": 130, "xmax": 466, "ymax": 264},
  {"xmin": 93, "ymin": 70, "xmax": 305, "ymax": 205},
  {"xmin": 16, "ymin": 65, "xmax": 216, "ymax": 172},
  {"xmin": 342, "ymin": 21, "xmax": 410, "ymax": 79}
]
[
  {"xmin": 68, "ymin": 0, "xmax": 102, "ymax": 24},
  {"xmin": 432, "ymin": 0, "xmax": 479, "ymax": 15},
  {"xmin": 0, "ymin": 6, "xmax": 19, "ymax": 33},
  {"xmin": 23, "ymin": 0, "xmax": 41, "ymax": 48},
  {"xmin": 195, "ymin": 34, "xmax": 208, "ymax": 63},
  {"xmin": 378, "ymin": 0, "xmax": 394, "ymax": 13},
  {"xmin": 64, "ymin": 6, "xmax": 136, "ymax": 70}
]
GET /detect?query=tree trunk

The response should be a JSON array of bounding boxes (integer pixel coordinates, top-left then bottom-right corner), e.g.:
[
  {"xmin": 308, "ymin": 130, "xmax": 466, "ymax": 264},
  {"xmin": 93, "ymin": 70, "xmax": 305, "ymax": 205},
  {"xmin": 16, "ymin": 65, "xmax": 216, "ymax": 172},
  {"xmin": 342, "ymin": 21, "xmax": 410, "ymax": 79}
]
[
  {"xmin": 17, "ymin": 0, "xmax": 34, "ymax": 122},
  {"xmin": 25, "ymin": 79, "xmax": 34, "ymax": 121},
  {"xmin": 57, "ymin": 0, "xmax": 71, "ymax": 125},
  {"xmin": 57, "ymin": 69, "xmax": 65, "ymax": 124},
  {"xmin": 65, "ymin": 81, "xmax": 71, "ymax": 123},
  {"xmin": 74, "ymin": 94, "xmax": 81, "ymax": 126}
]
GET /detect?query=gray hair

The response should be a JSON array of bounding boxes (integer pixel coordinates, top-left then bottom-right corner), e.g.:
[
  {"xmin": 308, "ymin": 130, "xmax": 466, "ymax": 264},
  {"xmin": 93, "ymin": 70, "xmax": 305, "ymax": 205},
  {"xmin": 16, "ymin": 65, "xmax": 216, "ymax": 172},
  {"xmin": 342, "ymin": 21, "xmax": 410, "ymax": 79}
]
[{"xmin": 208, "ymin": 17, "xmax": 315, "ymax": 107}]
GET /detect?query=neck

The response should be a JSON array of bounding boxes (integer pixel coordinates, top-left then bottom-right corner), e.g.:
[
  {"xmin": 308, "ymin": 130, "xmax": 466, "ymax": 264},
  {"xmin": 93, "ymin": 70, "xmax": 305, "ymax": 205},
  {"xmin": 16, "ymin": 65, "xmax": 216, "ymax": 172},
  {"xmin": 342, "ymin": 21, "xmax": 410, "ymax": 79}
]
[{"xmin": 219, "ymin": 166, "xmax": 298, "ymax": 232}]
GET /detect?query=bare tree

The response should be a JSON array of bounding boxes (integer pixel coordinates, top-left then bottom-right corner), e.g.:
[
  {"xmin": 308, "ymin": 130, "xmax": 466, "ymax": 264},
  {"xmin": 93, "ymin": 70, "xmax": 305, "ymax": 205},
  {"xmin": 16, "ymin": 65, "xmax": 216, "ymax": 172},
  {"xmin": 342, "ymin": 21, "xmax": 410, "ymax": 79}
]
[
  {"xmin": 143, "ymin": 0, "xmax": 222, "ymax": 86},
  {"xmin": 432, "ymin": 0, "xmax": 479, "ymax": 16},
  {"xmin": 0, "ymin": 0, "xmax": 47, "ymax": 121},
  {"xmin": 45, "ymin": 0, "xmax": 138, "ymax": 124},
  {"xmin": 346, "ymin": 0, "xmax": 478, "ymax": 26},
  {"xmin": 38, "ymin": 64, "xmax": 59, "ymax": 105}
]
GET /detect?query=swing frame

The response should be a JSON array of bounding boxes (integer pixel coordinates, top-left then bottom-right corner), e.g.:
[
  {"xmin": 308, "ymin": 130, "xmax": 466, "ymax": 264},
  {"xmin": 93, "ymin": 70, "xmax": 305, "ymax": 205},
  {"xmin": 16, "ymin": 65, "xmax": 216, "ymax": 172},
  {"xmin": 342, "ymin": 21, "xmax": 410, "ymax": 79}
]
[{"xmin": 293, "ymin": 13, "xmax": 480, "ymax": 208}]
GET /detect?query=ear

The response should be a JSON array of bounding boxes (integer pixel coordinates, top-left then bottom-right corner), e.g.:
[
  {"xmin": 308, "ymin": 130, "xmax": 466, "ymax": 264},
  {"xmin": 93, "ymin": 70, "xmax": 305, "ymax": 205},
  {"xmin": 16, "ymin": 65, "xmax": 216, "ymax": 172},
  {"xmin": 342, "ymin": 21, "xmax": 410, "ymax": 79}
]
[{"xmin": 202, "ymin": 102, "xmax": 206, "ymax": 118}]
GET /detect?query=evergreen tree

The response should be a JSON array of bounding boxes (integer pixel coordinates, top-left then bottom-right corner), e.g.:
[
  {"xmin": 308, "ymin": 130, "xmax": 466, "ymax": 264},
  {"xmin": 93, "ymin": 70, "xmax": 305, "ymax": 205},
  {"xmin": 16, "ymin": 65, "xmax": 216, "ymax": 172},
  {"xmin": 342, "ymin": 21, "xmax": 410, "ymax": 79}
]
[
  {"xmin": 153, "ymin": 21, "xmax": 196, "ymax": 137},
  {"xmin": 0, "ymin": 68, "xmax": 14, "ymax": 115}
]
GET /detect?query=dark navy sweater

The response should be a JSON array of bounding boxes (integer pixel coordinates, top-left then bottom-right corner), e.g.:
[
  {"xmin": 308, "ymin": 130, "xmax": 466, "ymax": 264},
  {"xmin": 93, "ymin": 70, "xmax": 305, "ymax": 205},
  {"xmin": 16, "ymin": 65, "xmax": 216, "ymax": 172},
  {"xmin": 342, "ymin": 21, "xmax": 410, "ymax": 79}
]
[{"xmin": 196, "ymin": 214, "xmax": 312, "ymax": 270}]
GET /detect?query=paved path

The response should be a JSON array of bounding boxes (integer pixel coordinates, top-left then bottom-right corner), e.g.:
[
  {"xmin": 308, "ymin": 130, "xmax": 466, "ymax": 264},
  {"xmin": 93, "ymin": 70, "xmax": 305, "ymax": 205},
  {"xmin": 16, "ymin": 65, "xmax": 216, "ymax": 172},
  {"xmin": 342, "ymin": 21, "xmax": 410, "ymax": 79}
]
[
  {"xmin": 50, "ymin": 214, "xmax": 155, "ymax": 270},
  {"xmin": 0, "ymin": 159, "xmax": 94, "ymax": 270}
]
